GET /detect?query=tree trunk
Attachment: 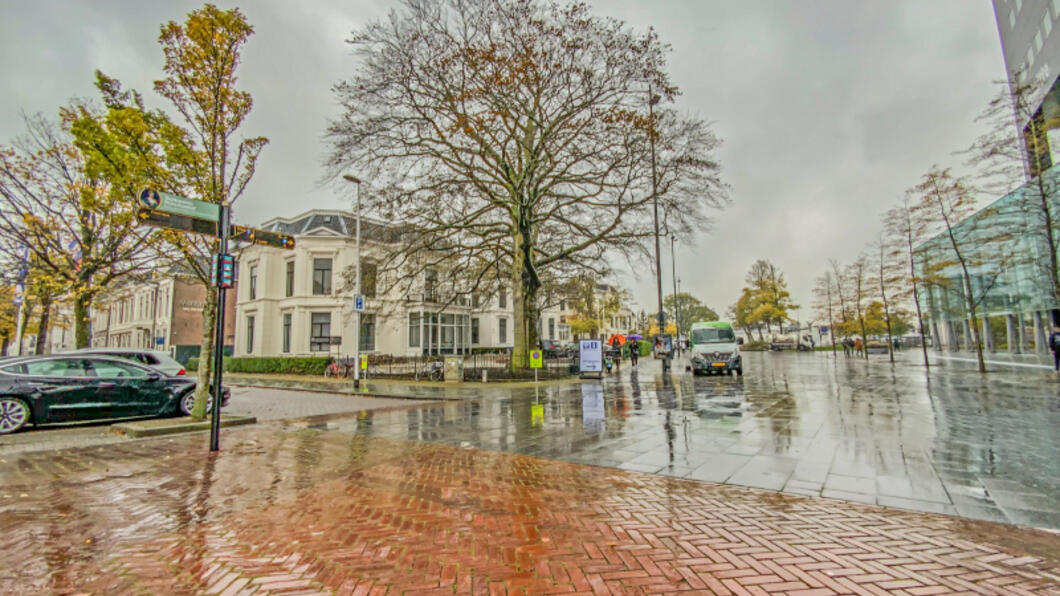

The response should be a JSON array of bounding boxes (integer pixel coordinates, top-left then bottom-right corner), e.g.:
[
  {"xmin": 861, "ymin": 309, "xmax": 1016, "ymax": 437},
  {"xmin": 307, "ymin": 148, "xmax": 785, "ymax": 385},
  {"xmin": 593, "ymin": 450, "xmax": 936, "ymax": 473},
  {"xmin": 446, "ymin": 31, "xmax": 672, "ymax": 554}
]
[
  {"xmin": 906, "ymin": 238, "xmax": 930, "ymax": 368},
  {"xmin": 34, "ymin": 297, "xmax": 51, "ymax": 355},
  {"xmin": 1, "ymin": 335, "xmax": 9, "ymax": 356},
  {"xmin": 962, "ymin": 273, "xmax": 986, "ymax": 373},
  {"xmin": 510, "ymin": 215, "xmax": 540, "ymax": 369},
  {"xmin": 192, "ymin": 286, "xmax": 218, "ymax": 419},
  {"xmin": 74, "ymin": 293, "xmax": 92, "ymax": 349}
]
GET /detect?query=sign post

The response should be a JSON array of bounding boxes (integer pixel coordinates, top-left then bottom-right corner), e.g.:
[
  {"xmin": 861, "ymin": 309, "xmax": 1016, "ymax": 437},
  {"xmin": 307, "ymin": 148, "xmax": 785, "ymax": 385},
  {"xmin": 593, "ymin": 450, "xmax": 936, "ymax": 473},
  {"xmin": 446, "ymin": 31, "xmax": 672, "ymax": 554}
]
[
  {"xmin": 209, "ymin": 204, "xmax": 231, "ymax": 452},
  {"xmin": 529, "ymin": 349, "xmax": 542, "ymax": 383}
]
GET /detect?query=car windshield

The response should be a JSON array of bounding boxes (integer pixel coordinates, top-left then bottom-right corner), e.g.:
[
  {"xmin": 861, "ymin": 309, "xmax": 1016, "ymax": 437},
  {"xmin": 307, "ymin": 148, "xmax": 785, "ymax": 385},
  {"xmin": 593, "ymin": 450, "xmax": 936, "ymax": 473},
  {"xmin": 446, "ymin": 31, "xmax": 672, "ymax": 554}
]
[{"xmin": 692, "ymin": 327, "xmax": 735, "ymax": 344}]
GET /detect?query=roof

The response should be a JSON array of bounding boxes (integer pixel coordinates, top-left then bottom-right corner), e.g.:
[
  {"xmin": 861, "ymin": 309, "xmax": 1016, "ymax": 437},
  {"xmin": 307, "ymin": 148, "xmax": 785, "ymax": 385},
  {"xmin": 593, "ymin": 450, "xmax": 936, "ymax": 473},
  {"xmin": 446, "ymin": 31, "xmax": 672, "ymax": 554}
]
[
  {"xmin": 259, "ymin": 209, "xmax": 407, "ymax": 243},
  {"xmin": 690, "ymin": 321, "xmax": 732, "ymax": 329}
]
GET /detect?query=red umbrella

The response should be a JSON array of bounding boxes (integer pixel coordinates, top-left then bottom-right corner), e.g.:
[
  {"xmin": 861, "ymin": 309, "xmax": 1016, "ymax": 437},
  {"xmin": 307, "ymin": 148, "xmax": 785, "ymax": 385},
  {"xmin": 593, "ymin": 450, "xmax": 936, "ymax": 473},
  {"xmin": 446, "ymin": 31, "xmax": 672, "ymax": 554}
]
[{"xmin": 607, "ymin": 334, "xmax": 627, "ymax": 346}]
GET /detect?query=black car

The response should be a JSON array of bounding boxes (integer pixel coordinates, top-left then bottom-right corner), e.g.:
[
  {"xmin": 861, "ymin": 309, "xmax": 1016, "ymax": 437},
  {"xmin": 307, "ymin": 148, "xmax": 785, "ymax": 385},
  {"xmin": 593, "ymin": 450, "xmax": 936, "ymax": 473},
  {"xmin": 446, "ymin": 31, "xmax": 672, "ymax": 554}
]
[
  {"xmin": 0, "ymin": 354, "xmax": 229, "ymax": 435},
  {"xmin": 539, "ymin": 340, "xmax": 564, "ymax": 358}
]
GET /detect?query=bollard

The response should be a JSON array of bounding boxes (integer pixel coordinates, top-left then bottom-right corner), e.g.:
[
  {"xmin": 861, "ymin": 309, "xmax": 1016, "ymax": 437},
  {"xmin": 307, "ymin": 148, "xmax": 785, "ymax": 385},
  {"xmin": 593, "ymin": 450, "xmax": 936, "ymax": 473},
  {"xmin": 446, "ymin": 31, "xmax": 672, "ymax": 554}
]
[{"xmin": 482, "ymin": 369, "xmax": 487, "ymax": 383}]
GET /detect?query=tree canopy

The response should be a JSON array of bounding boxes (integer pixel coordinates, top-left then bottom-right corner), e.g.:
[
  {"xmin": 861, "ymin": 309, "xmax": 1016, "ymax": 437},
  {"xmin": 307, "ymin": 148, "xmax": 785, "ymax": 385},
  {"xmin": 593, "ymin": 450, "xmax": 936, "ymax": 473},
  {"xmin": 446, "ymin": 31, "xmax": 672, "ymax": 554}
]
[{"xmin": 326, "ymin": 0, "xmax": 728, "ymax": 365}]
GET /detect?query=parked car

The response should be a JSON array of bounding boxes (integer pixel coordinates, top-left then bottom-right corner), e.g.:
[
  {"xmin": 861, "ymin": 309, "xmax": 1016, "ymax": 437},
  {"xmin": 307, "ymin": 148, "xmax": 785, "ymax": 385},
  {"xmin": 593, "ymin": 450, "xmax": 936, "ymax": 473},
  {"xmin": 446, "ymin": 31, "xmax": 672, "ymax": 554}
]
[
  {"xmin": 539, "ymin": 340, "xmax": 564, "ymax": 358},
  {"xmin": 76, "ymin": 348, "xmax": 186, "ymax": 376},
  {"xmin": 865, "ymin": 340, "xmax": 890, "ymax": 354},
  {"xmin": 0, "ymin": 354, "xmax": 229, "ymax": 435}
]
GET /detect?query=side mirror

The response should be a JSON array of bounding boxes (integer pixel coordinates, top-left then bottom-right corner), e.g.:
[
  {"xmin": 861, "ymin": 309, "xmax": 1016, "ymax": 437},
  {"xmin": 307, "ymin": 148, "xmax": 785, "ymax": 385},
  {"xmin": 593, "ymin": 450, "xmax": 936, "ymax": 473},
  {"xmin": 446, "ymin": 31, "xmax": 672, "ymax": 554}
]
[
  {"xmin": 146, "ymin": 371, "xmax": 163, "ymax": 380},
  {"xmin": 737, "ymin": 337, "xmax": 744, "ymax": 345}
]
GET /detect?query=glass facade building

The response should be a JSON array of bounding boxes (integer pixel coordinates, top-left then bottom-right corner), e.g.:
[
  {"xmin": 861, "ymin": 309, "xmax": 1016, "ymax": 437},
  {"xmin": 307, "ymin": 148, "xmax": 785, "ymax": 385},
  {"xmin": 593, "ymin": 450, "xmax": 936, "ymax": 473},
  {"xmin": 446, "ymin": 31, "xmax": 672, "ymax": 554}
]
[{"xmin": 915, "ymin": 164, "xmax": 1060, "ymax": 352}]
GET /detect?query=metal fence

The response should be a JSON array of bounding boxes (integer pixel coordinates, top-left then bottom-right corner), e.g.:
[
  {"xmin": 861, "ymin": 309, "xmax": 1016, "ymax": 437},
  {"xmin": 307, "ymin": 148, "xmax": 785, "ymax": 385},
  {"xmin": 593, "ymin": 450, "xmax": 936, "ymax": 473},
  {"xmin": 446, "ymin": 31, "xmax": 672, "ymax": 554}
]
[{"xmin": 347, "ymin": 352, "xmax": 578, "ymax": 381}]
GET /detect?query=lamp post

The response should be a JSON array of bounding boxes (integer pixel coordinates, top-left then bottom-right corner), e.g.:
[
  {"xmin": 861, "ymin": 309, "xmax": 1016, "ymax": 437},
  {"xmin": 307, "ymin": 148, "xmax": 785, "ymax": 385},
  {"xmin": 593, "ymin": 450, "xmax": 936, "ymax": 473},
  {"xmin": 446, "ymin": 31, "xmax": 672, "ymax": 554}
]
[
  {"xmin": 343, "ymin": 174, "xmax": 363, "ymax": 388},
  {"xmin": 670, "ymin": 234, "xmax": 679, "ymax": 352},
  {"xmin": 647, "ymin": 85, "xmax": 664, "ymax": 338}
]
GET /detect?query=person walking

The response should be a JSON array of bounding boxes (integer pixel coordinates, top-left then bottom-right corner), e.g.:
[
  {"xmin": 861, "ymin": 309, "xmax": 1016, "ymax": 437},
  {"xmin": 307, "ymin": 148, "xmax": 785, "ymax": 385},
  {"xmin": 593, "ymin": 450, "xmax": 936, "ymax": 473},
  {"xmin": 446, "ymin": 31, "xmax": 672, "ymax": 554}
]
[
  {"xmin": 1050, "ymin": 325, "xmax": 1060, "ymax": 373},
  {"xmin": 629, "ymin": 340, "xmax": 639, "ymax": 366},
  {"xmin": 854, "ymin": 337, "xmax": 864, "ymax": 358}
]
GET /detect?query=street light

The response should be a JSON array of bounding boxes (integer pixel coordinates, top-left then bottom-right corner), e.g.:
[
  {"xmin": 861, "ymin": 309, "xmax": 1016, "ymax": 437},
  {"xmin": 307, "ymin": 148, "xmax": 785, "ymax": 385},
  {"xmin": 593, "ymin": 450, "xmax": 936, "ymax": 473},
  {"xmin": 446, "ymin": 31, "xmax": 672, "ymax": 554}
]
[
  {"xmin": 670, "ymin": 234, "xmax": 678, "ymax": 352},
  {"xmin": 647, "ymin": 85, "xmax": 664, "ymax": 340},
  {"xmin": 343, "ymin": 174, "xmax": 363, "ymax": 388}
]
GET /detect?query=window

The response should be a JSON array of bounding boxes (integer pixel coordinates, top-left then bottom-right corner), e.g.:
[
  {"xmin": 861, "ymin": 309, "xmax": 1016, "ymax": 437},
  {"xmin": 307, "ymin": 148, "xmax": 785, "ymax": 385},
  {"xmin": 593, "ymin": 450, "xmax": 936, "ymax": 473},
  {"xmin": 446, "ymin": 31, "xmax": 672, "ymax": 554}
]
[
  {"xmin": 499, "ymin": 317, "xmax": 507, "ymax": 344},
  {"xmin": 312, "ymin": 258, "xmax": 332, "ymax": 295},
  {"xmin": 246, "ymin": 315, "xmax": 255, "ymax": 354},
  {"xmin": 471, "ymin": 318, "xmax": 480, "ymax": 344},
  {"xmin": 90, "ymin": 359, "xmax": 148, "ymax": 378},
  {"xmin": 560, "ymin": 300, "xmax": 566, "ymax": 311},
  {"xmin": 424, "ymin": 269, "xmax": 438, "ymax": 301},
  {"xmin": 285, "ymin": 261, "xmax": 295, "ymax": 297},
  {"xmin": 282, "ymin": 313, "xmax": 292, "ymax": 353},
  {"xmin": 1, "ymin": 358, "xmax": 84, "ymax": 377},
  {"xmin": 499, "ymin": 288, "xmax": 507, "ymax": 308},
  {"xmin": 249, "ymin": 265, "xmax": 258, "ymax": 300},
  {"xmin": 310, "ymin": 313, "xmax": 331, "ymax": 351},
  {"xmin": 549, "ymin": 318, "xmax": 555, "ymax": 339},
  {"xmin": 360, "ymin": 314, "xmax": 376, "ymax": 351},
  {"xmin": 409, "ymin": 313, "xmax": 421, "ymax": 347},
  {"xmin": 361, "ymin": 262, "xmax": 378, "ymax": 298}
]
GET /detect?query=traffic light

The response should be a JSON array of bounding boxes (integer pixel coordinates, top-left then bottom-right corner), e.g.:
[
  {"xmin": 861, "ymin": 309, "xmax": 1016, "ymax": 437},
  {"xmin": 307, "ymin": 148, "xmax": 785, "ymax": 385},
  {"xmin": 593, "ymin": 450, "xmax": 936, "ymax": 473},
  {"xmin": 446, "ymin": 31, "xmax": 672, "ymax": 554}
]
[{"xmin": 213, "ymin": 253, "xmax": 235, "ymax": 289}]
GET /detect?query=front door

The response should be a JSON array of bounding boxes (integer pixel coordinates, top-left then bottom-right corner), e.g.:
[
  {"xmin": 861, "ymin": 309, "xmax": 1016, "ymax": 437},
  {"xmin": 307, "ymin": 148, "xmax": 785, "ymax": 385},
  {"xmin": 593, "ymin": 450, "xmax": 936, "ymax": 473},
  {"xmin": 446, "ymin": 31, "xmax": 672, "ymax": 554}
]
[{"xmin": 84, "ymin": 358, "xmax": 164, "ymax": 418}]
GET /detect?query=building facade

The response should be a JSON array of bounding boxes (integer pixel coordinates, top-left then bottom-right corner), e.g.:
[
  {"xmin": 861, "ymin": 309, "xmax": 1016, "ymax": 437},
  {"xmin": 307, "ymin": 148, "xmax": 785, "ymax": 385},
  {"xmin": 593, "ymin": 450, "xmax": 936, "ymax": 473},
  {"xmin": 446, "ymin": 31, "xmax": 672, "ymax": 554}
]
[
  {"xmin": 233, "ymin": 209, "xmax": 634, "ymax": 358},
  {"xmin": 89, "ymin": 274, "xmax": 236, "ymax": 363}
]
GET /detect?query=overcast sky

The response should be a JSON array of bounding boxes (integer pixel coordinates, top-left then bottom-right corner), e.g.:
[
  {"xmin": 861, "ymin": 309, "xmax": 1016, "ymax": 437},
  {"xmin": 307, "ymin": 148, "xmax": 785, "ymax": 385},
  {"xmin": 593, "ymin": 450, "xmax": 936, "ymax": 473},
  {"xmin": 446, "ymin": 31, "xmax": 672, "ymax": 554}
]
[{"xmin": 0, "ymin": 0, "xmax": 1005, "ymax": 321}]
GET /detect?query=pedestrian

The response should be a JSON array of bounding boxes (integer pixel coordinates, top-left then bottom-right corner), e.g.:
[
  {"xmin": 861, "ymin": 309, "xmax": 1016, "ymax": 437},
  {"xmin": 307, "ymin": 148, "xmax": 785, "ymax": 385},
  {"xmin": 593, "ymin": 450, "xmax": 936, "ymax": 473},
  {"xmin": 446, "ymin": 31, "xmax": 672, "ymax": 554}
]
[
  {"xmin": 629, "ymin": 340, "xmax": 639, "ymax": 366},
  {"xmin": 854, "ymin": 337, "xmax": 863, "ymax": 358},
  {"xmin": 1050, "ymin": 325, "xmax": 1060, "ymax": 373},
  {"xmin": 842, "ymin": 337, "xmax": 851, "ymax": 357}
]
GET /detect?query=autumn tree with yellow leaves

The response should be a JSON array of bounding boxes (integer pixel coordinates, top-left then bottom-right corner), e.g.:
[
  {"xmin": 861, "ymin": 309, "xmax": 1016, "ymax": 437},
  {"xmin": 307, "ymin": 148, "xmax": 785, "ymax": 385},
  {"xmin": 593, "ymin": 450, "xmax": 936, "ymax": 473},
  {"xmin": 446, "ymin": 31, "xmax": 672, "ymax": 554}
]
[{"xmin": 71, "ymin": 4, "xmax": 267, "ymax": 418}]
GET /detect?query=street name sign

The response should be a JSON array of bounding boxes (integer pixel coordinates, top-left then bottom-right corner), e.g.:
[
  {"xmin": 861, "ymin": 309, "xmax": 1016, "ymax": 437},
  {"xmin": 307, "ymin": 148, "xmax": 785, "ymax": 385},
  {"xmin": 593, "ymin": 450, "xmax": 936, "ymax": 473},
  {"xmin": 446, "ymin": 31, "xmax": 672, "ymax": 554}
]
[
  {"xmin": 140, "ymin": 189, "xmax": 219, "ymax": 222},
  {"xmin": 229, "ymin": 224, "xmax": 296, "ymax": 249},
  {"xmin": 137, "ymin": 207, "xmax": 218, "ymax": 236}
]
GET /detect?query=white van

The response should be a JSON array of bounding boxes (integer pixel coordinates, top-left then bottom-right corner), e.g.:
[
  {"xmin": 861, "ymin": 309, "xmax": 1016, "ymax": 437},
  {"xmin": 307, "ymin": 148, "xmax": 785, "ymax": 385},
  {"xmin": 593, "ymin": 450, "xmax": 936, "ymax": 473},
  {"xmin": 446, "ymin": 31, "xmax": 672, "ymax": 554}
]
[{"xmin": 689, "ymin": 321, "xmax": 743, "ymax": 376}]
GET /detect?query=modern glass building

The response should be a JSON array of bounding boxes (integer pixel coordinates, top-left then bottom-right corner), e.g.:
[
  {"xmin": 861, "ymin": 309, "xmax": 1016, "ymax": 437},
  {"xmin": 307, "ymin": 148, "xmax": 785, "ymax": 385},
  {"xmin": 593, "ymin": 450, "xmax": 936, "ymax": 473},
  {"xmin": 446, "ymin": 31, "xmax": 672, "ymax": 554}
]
[{"xmin": 915, "ymin": 164, "xmax": 1060, "ymax": 352}]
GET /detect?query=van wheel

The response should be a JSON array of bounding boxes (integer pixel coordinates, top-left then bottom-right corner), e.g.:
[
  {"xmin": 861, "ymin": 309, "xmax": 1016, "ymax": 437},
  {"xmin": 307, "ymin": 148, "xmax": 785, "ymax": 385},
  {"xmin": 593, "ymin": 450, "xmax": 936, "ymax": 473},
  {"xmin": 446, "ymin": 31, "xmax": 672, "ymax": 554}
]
[{"xmin": 735, "ymin": 368, "xmax": 743, "ymax": 376}]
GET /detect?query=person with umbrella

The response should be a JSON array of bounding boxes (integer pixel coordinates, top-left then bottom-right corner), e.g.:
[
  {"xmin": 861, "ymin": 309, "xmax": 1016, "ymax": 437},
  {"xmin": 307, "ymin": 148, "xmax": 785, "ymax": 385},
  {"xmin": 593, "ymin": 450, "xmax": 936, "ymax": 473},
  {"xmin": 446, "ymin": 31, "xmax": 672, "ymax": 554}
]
[
  {"xmin": 627, "ymin": 333, "xmax": 642, "ymax": 366},
  {"xmin": 607, "ymin": 334, "xmax": 625, "ymax": 372}
]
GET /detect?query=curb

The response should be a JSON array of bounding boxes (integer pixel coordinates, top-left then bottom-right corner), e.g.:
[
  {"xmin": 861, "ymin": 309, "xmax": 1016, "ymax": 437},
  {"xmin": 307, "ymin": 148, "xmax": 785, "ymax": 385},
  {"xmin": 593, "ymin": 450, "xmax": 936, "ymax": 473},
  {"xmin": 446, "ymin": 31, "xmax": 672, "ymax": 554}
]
[
  {"xmin": 224, "ymin": 377, "xmax": 457, "ymax": 401},
  {"xmin": 112, "ymin": 415, "xmax": 258, "ymax": 438}
]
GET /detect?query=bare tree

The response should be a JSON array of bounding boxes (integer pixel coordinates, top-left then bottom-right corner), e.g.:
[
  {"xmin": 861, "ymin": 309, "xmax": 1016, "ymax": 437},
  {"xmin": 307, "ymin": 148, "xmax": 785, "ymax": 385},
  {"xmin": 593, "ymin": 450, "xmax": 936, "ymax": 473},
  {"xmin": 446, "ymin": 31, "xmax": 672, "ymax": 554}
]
[
  {"xmin": 909, "ymin": 166, "xmax": 1017, "ymax": 373},
  {"xmin": 965, "ymin": 72, "xmax": 1060, "ymax": 319},
  {"xmin": 326, "ymin": 0, "xmax": 728, "ymax": 366},
  {"xmin": 883, "ymin": 195, "xmax": 931, "ymax": 367},
  {"xmin": 844, "ymin": 256, "xmax": 870, "ymax": 359},
  {"xmin": 812, "ymin": 270, "xmax": 838, "ymax": 357},
  {"xmin": 870, "ymin": 233, "xmax": 903, "ymax": 363},
  {"xmin": 829, "ymin": 258, "xmax": 852, "ymax": 342}
]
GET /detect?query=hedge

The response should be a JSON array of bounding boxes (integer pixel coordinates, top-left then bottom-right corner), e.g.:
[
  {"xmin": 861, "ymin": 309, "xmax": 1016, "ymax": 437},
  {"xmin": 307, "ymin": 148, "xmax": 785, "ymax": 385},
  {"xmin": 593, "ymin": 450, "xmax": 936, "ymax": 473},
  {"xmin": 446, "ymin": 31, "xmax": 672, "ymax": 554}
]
[{"xmin": 185, "ymin": 356, "xmax": 331, "ymax": 375}]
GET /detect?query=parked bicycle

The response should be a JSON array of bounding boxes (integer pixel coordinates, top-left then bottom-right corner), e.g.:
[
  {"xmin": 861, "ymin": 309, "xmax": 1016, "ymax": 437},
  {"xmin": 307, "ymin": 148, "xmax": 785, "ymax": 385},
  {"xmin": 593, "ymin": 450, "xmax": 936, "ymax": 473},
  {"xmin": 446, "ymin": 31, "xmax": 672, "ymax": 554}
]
[
  {"xmin": 324, "ymin": 357, "xmax": 355, "ymax": 378},
  {"xmin": 416, "ymin": 360, "xmax": 444, "ymax": 381}
]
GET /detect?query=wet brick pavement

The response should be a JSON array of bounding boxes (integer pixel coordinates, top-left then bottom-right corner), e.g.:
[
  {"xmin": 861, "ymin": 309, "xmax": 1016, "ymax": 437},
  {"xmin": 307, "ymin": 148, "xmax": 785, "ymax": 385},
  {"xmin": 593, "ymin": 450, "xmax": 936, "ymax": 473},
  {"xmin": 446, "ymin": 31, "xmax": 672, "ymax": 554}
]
[
  {"xmin": 313, "ymin": 352, "xmax": 1060, "ymax": 531},
  {"xmin": 1, "ymin": 422, "xmax": 1058, "ymax": 595}
]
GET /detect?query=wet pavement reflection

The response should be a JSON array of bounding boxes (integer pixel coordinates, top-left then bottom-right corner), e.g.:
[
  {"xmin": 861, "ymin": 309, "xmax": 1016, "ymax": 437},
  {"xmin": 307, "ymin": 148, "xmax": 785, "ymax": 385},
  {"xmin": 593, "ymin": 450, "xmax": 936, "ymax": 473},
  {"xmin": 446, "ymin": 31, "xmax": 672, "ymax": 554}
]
[
  {"xmin": 314, "ymin": 351, "xmax": 1060, "ymax": 530},
  {"xmin": 2, "ymin": 351, "xmax": 1059, "ymax": 594}
]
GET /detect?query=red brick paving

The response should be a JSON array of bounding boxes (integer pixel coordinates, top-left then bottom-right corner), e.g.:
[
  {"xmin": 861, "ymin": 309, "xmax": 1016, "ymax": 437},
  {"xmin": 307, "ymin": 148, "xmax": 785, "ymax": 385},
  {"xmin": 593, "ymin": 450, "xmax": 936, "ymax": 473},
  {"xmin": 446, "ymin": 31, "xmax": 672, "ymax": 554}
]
[{"xmin": 0, "ymin": 425, "xmax": 1058, "ymax": 595}]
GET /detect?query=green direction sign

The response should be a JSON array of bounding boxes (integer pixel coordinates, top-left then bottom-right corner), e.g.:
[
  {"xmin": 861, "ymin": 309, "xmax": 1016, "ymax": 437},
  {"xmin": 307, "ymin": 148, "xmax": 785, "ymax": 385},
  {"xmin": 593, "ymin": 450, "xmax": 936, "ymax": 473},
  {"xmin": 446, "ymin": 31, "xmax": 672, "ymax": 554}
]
[
  {"xmin": 137, "ymin": 207, "xmax": 218, "ymax": 236},
  {"xmin": 139, "ymin": 189, "xmax": 219, "ymax": 222}
]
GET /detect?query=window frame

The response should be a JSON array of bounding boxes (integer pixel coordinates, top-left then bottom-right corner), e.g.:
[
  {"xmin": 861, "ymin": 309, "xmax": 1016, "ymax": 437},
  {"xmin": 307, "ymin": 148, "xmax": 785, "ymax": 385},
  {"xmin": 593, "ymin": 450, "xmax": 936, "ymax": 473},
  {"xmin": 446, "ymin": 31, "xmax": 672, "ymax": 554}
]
[{"xmin": 312, "ymin": 258, "xmax": 333, "ymax": 296}]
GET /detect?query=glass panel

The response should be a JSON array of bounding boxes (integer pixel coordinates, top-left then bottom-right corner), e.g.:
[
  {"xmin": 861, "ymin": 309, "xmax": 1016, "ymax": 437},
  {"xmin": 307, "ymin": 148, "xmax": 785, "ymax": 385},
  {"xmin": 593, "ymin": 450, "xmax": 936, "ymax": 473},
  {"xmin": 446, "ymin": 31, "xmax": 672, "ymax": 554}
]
[
  {"xmin": 310, "ymin": 312, "xmax": 331, "ymax": 351},
  {"xmin": 312, "ymin": 258, "xmax": 332, "ymax": 295},
  {"xmin": 90, "ymin": 359, "xmax": 147, "ymax": 378}
]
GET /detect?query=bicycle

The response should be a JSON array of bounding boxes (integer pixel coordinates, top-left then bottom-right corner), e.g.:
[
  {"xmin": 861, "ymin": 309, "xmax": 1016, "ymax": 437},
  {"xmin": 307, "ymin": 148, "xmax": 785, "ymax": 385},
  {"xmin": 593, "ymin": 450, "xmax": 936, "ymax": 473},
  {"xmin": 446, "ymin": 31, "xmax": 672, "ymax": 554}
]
[
  {"xmin": 324, "ymin": 357, "xmax": 354, "ymax": 378},
  {"xmin": 416, "ymin": 360, "xmax": 444, "ymax": 381}
]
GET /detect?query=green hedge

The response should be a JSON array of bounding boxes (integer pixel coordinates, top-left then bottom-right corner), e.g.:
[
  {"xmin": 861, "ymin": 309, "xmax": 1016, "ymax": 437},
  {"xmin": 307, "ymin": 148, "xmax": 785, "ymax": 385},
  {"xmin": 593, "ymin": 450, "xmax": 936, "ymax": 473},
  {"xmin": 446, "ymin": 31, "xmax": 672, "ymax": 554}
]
[
  {"xmin": 740, "ymin": 341, "xmax": 770, "ymax": 351},
  {"xmin": 185, "ymin": 356, "xmax": 331, "ymax": 375}
]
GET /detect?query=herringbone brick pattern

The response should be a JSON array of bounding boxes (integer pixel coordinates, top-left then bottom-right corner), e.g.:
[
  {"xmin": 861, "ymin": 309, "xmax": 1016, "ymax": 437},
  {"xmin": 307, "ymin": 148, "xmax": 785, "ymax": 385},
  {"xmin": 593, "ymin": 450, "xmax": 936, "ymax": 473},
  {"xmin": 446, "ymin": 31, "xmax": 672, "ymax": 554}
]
[{"xmin": 1, "ymin": 425, "xmax": 1057, "ymax": 595}]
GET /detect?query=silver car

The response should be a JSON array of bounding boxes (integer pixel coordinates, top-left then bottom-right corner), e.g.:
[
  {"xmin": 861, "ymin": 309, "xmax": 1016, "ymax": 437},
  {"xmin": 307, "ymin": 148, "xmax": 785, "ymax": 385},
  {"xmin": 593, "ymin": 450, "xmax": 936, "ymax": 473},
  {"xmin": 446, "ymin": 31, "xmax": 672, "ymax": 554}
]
[{"xmin": 76, "ymin": 348, "xmax": 187, "ymax": 377}]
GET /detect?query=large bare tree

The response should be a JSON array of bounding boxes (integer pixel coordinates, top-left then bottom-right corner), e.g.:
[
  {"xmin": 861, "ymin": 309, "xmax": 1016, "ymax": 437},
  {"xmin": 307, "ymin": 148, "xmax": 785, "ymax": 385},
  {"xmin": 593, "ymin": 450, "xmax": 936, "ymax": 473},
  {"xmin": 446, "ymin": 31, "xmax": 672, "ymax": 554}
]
[
  {"xmin": 882, "ymin": 195, "xmax": 931, "ymax": 367},
  {"xmin": 326, "ymin": 0, "xmax": 727, "ymax": 366}
]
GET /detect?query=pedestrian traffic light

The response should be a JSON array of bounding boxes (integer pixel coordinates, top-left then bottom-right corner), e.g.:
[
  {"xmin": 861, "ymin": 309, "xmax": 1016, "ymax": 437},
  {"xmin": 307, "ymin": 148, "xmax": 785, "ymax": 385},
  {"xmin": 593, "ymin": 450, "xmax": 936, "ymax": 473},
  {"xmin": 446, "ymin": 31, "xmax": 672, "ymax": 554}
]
[{"xmin": 215, "ymin": 253, "xmax": 235, "ymax": 289}]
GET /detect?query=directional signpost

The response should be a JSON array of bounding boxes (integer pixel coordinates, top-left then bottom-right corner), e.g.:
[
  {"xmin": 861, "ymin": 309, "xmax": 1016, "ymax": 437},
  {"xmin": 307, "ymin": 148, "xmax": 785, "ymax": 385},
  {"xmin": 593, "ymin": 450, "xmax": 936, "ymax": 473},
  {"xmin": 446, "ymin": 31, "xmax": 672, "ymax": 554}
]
[{"xmin": 135, "ymin": 189, "xmax": 295, "ymax": 453}]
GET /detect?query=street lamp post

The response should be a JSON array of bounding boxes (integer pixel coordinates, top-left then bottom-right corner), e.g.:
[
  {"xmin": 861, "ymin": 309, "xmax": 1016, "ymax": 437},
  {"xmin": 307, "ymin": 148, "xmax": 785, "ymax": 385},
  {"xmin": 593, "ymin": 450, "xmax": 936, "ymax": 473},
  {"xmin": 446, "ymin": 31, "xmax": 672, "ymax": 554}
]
[
  {"xmin": 670, "ymin": 234, "xmax": 678, "ymax": 352},
  {"xmin": 343, "ymin": 174, "xmax": 363, "ymax": 388},
  {"xmin": 647, "ymin": 85, "xmax": 664, "ymax": 338}
]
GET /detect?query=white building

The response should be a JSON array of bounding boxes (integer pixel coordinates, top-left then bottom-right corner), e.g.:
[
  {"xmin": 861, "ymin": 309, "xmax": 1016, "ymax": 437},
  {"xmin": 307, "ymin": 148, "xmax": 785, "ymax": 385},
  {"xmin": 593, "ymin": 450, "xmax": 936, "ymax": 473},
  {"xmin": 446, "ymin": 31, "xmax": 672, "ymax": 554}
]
[{"xmin": 233, "ymin": 209, "xmax": 629, "ymax": 358}]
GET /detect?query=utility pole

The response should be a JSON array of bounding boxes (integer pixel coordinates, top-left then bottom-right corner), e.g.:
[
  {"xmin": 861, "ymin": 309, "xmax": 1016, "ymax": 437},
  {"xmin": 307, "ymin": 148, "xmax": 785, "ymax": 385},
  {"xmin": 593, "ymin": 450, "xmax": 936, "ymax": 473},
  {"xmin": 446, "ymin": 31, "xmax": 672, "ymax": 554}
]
[
  {"xmin": 343, "ymin": 174, "xmax": 363, "ymax": 388},
  {"xmin": 209, "ymin": 204, "xmax": 231, "ymax": 452},
  {"xmin": 670, "ymin": 235, "xmax": 679, "ymax": 352}
]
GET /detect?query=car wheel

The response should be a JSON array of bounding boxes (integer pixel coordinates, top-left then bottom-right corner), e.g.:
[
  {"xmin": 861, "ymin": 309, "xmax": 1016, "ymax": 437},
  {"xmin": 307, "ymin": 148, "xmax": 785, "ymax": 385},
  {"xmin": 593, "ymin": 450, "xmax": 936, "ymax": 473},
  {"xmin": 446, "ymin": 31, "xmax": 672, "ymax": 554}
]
[
  {"xmin": 0, "ymin": 397, "xmax": 30, "ymax": 435},
  {"xmin": 735, "ymin": 368, "xmax": 743, "ymax": 376},
  {"xmin": 179, "ymin": 392, "xmax": 213, "ymax": 416}
]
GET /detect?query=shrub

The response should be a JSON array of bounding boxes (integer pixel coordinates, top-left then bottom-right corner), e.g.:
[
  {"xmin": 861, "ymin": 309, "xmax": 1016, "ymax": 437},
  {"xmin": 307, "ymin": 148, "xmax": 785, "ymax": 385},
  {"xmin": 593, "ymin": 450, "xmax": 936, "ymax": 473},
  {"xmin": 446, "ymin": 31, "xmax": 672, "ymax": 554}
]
[
  {"xmin": 187, "ymin": 357, "xmax": 199, "ymax": 371},
  {"xmin": 185, "ymin": 356, "xmax": 331, "ymax": 375},
  {"xmin": 740, "ymin": 341, "xmax": 769, "ymax": 351}
]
